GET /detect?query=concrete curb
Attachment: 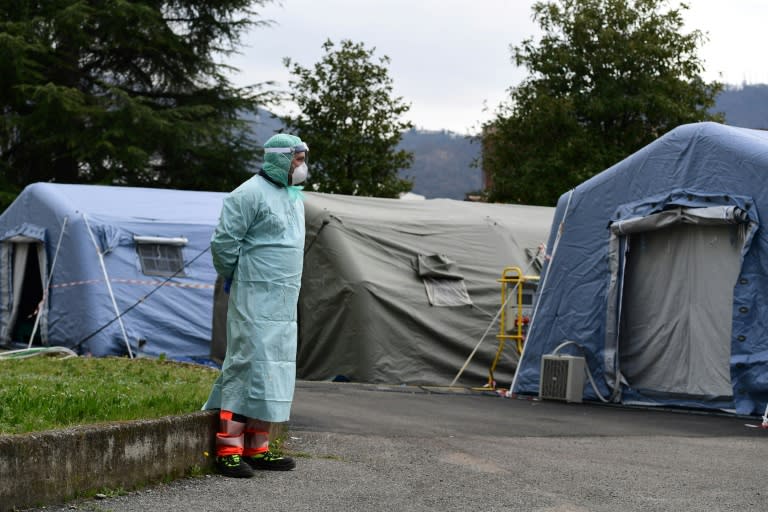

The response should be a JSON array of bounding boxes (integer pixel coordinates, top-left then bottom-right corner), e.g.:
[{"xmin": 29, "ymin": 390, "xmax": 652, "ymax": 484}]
[{"xmin": 0, "ymin": 410, "xmax": 218, "ymax": 511}]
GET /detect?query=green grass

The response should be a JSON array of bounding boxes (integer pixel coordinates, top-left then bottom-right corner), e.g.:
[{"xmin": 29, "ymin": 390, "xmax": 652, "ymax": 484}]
[{"xmin": 0, "ymin": 355, "xmax": 218, "ymax": 435}]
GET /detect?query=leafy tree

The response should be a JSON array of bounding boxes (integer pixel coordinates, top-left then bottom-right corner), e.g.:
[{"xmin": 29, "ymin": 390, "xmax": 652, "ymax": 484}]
[
  {"xmin": 483, "ymin": 0, "xmax": 723, "ymax": 205},
  {"xmin": 0, "ymin": 0, "xmax": 276, "ymax": 210},
  {"xmin": 283, "ymin": 39, "xmax": 413, "ymax": 197}
]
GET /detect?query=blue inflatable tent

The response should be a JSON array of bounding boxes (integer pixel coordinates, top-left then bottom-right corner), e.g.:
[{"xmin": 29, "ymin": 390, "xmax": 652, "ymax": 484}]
[
  {"xmin": 512, "ymin": 122, "xmax": 768, "ymax": 415},
  {"xmin": 0, "ymin": 183, "xmax": 225, "ymax": 359}
]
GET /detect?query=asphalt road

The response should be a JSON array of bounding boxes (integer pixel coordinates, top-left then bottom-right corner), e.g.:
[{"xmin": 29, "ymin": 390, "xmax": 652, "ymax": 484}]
[{"xmin": 28, "ymin": 381, "xmax": 768, "ymax": 512}]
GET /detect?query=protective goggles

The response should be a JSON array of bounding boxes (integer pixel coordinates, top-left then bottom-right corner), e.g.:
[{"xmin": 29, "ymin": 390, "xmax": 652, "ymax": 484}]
[{"xmin": 264, "ymin": 142, "xmax": 309, "ymax": 154}]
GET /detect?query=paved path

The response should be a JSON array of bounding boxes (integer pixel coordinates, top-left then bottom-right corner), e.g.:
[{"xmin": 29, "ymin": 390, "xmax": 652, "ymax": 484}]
[{"xmin": 28, "ymin": 381, "xmax": 768, "ymax": 512}]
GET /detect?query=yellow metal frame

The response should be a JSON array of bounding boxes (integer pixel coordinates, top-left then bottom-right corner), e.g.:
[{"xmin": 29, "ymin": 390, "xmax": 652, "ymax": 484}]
[{"xmin": 483, "ymin": 266, "xmax": 539, "ymax": 390}]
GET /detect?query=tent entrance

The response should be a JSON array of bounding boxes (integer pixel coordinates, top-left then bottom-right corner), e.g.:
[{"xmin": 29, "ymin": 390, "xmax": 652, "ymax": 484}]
[
  {"xmin": 618, "ymin": 222, "xmax": 742, "ymax": 399},
  {"xmin": 2, "ymin": 239, "xmax": 46, "ymax": 346}
]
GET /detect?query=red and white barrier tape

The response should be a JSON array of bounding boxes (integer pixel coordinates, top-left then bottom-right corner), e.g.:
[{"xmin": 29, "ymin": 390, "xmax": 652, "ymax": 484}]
[{"xmin": 50, "ymin": 278, "xmax": 214, "ymax": 290}]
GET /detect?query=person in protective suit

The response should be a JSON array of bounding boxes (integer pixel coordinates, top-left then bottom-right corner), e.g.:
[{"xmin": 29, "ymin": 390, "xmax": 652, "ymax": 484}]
[{"xmin": 203, "ymin": 133, "xmax": 309, "ymax": 477}]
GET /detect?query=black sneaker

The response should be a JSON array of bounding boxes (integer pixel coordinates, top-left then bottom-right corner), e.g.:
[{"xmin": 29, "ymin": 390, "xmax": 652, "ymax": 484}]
[
  {"xmin": 216, "ymin": 454, "xmax": 255, "ymax": 478},
  {"xmin": 244, "ymin": 451, "xmax": 296, "ymax": 471}
]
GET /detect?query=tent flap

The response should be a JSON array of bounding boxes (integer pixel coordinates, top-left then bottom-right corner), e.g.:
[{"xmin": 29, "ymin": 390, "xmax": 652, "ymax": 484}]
[
  {"xmin": 611, "ymin": 205, "xmax": 751, "ymax": 236},
  {"xmin": 416, "ymin": 254, "xmax": 464, "ymax": 280},
  {"xmin": 1, "ymin": 223, "xmax": 46, "ymax": 243}
]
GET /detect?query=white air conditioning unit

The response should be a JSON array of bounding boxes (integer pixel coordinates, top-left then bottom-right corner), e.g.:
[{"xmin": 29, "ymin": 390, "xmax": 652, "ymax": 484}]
[{"xmin": 539, "ymin": 354, "xmax": 585, "ymax": 403}]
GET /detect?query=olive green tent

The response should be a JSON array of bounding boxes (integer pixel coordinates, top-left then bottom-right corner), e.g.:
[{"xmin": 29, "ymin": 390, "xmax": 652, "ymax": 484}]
[{"xmin": 295, "ymin": 193, "xmax": 554, "ymax": 386}]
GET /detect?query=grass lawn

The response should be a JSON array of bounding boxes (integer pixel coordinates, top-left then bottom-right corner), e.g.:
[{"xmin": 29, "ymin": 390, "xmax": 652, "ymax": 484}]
[{"xmin": 0, "ymin": 353, "xmax": 219, "ymax": 435}]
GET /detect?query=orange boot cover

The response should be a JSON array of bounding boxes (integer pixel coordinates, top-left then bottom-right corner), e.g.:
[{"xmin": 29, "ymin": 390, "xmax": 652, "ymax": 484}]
[
  {"xmin": 244, "ymin": 418, "xmax": 270, "ymax": 456},
  {"xmin": 216, "ymin": 410, "xmax": 246, "ymax": 457}
]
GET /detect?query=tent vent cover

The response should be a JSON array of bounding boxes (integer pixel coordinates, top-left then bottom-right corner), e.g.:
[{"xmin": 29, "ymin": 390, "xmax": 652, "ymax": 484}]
[
  {"xmin": 416, "ymin": 254, "xmax": 472, "ymax": 307},
  {"xmin": 539, "ymin": 355, "xmax": 585, "ymax": 403}
]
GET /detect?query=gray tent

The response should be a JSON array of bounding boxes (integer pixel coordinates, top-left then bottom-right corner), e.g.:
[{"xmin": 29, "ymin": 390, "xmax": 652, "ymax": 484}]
[{"xmin": 296, "ymin": 193, "xmax": 554, "ymax": 386}]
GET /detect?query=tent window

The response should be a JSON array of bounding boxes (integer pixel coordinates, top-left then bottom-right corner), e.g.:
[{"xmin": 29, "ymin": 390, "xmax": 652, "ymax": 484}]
[
  {"xmin": 422, "ymin": 277, "xmax": 472, "ymax": 307},
  {"xmin": 136, "ymin": 243, "xmax": 186, "ymax": 277}
]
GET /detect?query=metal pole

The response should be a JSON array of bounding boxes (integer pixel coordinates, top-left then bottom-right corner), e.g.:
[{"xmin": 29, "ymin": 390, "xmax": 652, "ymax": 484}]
[
  {"xmin": 448, "ymin": 293, "xmax": 510, "ymax": 388},
  {"xmin": 509, "ymin": 190, "xmax": 574, "ymax": 392},
  {"xmin": 82, "ymin": 214, "xmax": 134, "ymax": 358},
  {"xmin": 28, "ymin": 216, "xmax": 69, "ymax": 349}
]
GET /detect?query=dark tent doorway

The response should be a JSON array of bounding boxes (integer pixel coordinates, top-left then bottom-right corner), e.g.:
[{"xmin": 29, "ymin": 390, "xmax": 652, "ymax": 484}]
[{"xmin": 2, "ymin": 239, "xmax": 45, "ymax": 346}]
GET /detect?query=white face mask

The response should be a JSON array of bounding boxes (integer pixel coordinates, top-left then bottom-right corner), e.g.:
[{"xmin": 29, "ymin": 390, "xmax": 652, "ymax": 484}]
[{"xmin": 291, "ymin": 162, "xmax": 308, "ymax": 185}]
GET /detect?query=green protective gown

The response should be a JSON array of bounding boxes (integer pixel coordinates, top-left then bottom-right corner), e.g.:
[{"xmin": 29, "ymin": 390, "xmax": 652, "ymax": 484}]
[{"xmin": 203, "ymin": 168, "xmax": 305, "ymax": 422}]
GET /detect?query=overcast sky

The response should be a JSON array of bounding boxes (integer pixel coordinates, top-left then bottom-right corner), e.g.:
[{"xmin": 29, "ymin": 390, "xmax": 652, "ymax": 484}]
[{"xmin": 225, "ymin": 0, "xmax": 768, "ymax": 135}]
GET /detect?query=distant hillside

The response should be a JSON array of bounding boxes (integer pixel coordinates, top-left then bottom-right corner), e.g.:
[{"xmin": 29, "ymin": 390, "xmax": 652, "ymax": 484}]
[
  {"xmin": 244, "ymin": 108, "xmax": 285, "ymax": 143},
  {"xmin": 397, "ymin": 129, "xmax": 481, "ymax": 200},
  {"xmin": 245, "ymin": 109, "xmax": 482, "ymax": 200},
  {"xmin": 245, "ymin": 85, "xmax": 767, "ymax": 200},
  {"xmin": 714, "ymin": 84, "xmax": 768, "ymax": 130}
]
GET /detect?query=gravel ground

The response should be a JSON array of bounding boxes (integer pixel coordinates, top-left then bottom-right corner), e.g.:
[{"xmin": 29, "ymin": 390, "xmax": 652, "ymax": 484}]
[{"xmin": 23, "ymin": 383, "xmax": 768, "ymax": 512}]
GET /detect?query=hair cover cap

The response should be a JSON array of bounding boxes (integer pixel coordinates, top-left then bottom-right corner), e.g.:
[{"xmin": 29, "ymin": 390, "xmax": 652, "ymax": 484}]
[{"xmin": 262, "ymin": 133, "xmax": 305, "ymax": 187}]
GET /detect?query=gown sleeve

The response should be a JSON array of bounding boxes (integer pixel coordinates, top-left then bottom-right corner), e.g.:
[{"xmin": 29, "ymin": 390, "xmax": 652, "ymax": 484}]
[{"xmin": 210, "ymin": 184, "xmax": 259, "ymax": 278}]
